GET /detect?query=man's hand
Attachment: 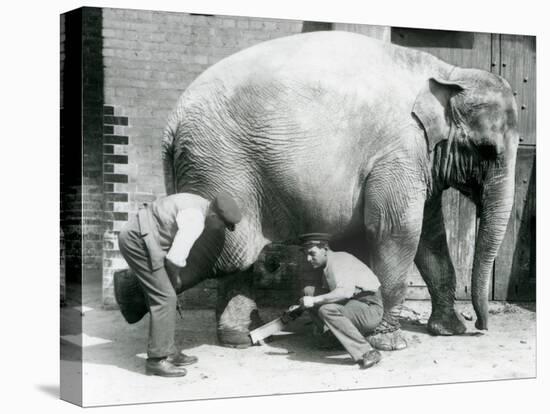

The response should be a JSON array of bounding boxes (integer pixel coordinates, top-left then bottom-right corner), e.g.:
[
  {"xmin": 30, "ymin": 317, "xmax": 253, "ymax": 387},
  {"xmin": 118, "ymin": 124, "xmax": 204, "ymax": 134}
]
[
  {"xmin": 299, "ymin": 296, "xmax": 316, "ymax": 308},
  {"xmin": 165, "ymin": 258, "xmax": 182, "ymax": 292}
]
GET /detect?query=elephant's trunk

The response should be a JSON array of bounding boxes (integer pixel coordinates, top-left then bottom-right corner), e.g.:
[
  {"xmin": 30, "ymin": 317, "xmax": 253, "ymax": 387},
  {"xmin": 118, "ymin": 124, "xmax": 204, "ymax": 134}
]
[{"xmin": 471, "ymin": 149, "xmax": 516, "ymax": 330}]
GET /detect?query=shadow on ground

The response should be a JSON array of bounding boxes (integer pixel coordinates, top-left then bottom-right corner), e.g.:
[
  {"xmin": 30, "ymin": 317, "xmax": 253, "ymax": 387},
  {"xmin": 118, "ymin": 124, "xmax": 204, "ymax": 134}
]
[
  {"xmin": 35, "ymin": 384, "xmax": 59, "ymax": 399},
  {"xmin": 255, "ymin": 317, "xmax": 356, "ymax": 366}
]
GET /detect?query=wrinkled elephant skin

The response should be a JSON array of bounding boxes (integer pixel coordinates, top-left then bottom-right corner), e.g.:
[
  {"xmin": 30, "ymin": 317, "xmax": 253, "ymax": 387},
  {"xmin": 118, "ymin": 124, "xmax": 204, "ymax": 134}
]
[{"xmin": 161, "ymin": 32, "xmax": 519, "ymax": 349}]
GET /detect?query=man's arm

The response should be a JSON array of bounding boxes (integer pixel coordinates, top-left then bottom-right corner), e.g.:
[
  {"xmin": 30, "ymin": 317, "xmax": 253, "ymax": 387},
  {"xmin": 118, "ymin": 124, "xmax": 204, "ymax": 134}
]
[
  {"xmin": 165, "ymin": 208, "xmax": 205, "ymax": 267},
  {"xmin": 301, "ymin": 286, "xmax": 355, "ymax": 308}
]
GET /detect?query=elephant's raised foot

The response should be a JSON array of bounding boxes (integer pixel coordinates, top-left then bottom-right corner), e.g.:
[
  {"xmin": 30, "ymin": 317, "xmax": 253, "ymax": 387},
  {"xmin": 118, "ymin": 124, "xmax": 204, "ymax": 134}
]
[
  {"xmin": 367, "ymin": 331, "xmax": 407, "ymax": 351},
  {"xmin": 217, "ymin": 329, "xmax": 253, "ymax": 348},
  {"xmin": 427, "ymin": 309, "xmax": 467, "ymax": 336},
  {"xmin": 216, "ymin": 286, "xmax": 263, "ymax": 349}
]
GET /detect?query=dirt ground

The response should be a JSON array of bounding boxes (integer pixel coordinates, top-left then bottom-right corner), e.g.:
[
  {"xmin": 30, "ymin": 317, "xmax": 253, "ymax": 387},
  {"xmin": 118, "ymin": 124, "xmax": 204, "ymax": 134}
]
[{"xmin": 60, "ymin": 283, "xmax": 536, "ymax": 407}]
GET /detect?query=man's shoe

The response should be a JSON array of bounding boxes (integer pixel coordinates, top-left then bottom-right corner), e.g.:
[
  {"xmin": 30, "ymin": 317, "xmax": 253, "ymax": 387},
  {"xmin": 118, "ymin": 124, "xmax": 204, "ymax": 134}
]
[
  {"xmin": 146, "ymin": 358, "xmax": 187, "ymax": 377},
  {"xmin": 359, "ymin": 350, "xmax": 382, "ymax": 369},
  {"xmin": 167, "ymin": 352, "xmax": 198, "ymax": 366}
]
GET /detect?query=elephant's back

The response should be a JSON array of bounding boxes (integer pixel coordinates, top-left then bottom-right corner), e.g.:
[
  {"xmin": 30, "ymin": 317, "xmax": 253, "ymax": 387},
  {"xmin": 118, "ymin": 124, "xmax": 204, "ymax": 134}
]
[
  {"xmin": 184, "ymin": 31, "xmax": 447, "ymax": 95},
  {"xmin": 177, "ymin": 30, "xmax": 451, "ymax": 136},
  {"xmin": 198, "ymin": 31, "xmax": 388, "ymax": 85},
  {"xmin": 168, "ymin": 31, "xmax": 448, "ymax": 241},
  {"xmin": 176, "ymin": 31, "xmax": 445, "ymax": 163}
]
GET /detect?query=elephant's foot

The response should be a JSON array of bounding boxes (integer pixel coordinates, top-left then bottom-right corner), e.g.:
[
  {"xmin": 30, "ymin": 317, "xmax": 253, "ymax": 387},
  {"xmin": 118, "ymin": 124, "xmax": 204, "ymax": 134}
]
[
  {"xmin": 365, "ymin": 312, "xmax": 407, "ymax": 351},
  {"xmin": 367, "ymin": 330, "xmax": 407, "ymax": 351},
  {"xmin": 217, "ymin": 328, "xmax": 253, "ymax": 349},
  {"xmin": 216, "ymin": 290, "xmax": 263, "ymax": 349},
  {"xmin": 427, "ymin": 307, "xmax": 467, "ymax": 336}
]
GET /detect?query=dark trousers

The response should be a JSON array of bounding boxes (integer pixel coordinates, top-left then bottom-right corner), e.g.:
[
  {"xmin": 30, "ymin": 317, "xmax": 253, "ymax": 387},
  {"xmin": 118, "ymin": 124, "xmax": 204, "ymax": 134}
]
[
  {"xmin": 118, "ymin": 213, "xmax": 177, "ymax": 358},
  {"xmin": 306, "ymin": 288, "xmax": 383, "ymax": 362}
]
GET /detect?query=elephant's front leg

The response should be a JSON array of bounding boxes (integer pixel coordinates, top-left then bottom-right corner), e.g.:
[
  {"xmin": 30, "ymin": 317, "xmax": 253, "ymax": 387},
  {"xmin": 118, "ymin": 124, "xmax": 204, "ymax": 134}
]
[
  {"xmin": 415, "ymin": 194, "xmax": 466, "ymax": 335},
  {"xmin": 363, "ymin": 179, "xmax": 426, "ymax": 351},
  {"xmin": 365, "ymin": 235, "xmax": 419, "ymax": 351}
]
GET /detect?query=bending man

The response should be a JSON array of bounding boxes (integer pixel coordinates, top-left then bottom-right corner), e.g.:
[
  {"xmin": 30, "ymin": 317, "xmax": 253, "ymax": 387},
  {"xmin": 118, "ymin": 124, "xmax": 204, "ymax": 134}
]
[{"xmin": 118, "ymin": 192, "xmax": 242, "ymax": 377}]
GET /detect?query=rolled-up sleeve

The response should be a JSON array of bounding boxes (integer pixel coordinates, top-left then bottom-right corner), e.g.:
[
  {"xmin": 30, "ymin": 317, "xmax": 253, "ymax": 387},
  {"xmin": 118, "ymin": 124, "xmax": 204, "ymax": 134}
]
[
  {"xmin": 165, "ymin": 208, "xmax": 205, "ymax": 267},
  {"xmin": 334, "ymin": 279, "xmax": 357, "ymax": 299}
]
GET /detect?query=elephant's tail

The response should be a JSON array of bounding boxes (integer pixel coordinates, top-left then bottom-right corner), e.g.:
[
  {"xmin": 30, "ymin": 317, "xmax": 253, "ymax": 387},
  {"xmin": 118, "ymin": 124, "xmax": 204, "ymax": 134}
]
[{"xmin": 161, "ymin": 113, "xmax": 179, "ymax": 195}]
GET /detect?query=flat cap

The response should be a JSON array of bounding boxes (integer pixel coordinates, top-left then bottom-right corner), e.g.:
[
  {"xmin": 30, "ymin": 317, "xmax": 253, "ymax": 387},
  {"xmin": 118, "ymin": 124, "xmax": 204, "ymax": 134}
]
[
  {"xmin": 212, "ymin": 192, "xmax": 242, "ymax": 227},
  {"xmin": 113, "ymin": 269, "xmax": 148, "ymax": 324},
  {"xmin": 298, "ymin": 232, "xmax": 331, "ymax": 248}
]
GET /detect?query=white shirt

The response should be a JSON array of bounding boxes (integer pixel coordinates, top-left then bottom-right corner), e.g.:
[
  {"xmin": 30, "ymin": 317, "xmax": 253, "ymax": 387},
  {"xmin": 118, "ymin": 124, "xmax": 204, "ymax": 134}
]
[
  {"xmin": 164, "ymin": 208, "xmax": 206, "ymax": 267},
  {"xmin": 323, "ymin": 250, "xmax": 381, "ymax": 298}
]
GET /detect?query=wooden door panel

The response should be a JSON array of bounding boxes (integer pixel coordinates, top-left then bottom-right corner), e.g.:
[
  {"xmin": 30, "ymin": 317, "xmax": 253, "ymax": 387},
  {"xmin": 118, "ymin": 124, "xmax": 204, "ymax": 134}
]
[
  {"xmin": 499, "ymin": 35, "xmax": 536, "ymax": 146},
  {"xmin": 442, "ymin": 189, "xmax": 478, "ymax": 300},
  {"xmin": 494, "ymin": 147, "xmax": 536, "ymax": 300},
  {"xmin": 392, "ymin": 28, "xmax": 492, "ymax": 70},
  {"xmin": 493, "ymin": 34, "xmax": 536, "ymax": 300}
]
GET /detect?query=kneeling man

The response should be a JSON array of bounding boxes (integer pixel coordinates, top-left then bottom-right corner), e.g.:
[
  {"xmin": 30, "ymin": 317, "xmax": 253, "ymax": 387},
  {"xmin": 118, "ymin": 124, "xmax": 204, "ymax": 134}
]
[{"xmin": 299, "ymin": 233, "xmax": 383, "ymax": 369}]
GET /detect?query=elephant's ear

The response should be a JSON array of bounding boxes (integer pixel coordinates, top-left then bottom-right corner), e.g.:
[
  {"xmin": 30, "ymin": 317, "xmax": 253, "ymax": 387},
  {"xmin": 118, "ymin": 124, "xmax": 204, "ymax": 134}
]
[{"xmin": 412, "ymin": 77, "xmax": 465, "ymax": 152}]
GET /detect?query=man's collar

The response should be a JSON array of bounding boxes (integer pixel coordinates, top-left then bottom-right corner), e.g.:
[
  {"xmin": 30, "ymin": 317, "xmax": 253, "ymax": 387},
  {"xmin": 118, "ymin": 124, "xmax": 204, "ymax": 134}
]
[{"xmin": 323, "ymin": 250, "xmax": 333, "ymax": 272}]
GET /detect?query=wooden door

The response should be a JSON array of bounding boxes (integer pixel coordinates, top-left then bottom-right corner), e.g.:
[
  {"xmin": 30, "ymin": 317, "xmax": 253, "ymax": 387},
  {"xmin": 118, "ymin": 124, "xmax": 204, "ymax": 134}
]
[{"xmin": 493, "ymin": 35, "xmax": 536, "ymax": 301}]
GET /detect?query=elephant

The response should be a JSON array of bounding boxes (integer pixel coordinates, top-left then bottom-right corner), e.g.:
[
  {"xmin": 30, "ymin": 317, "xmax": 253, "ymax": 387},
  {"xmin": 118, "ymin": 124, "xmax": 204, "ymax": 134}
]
[{"xmin": 160, "ymin": 30, "xmax": 519, "ymax": 350}]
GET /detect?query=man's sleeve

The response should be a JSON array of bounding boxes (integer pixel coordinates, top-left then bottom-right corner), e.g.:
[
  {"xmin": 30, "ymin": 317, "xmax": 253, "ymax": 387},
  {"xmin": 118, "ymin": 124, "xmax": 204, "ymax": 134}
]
[
  {"xmin": 355, "ymin": 262, "xmax": 381, "ymax": 292},
  {"xmin": 331, "ymin": 257, "xmax": 357, "ymax": 298},
  {"xmin": 165, "ymin": 208, "xmax": 205, "ymax": 267},
  {"xmin": 333, "ymin": 277, "xmax": 357, "ymax": 298},
  {"xmin": 333, "ymin": 254, "xmax": 378, "ymax": 297}
]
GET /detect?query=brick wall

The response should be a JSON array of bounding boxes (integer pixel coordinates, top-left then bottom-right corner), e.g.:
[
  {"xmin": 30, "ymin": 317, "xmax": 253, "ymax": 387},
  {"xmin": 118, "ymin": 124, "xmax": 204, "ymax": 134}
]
[
  {"xmin": 101, "ymin": 9, "xmax": 304, "ymax": 211},
  {"xmin": 61, "ymin": 8, "xmax": 105, "ymax": 286},
  {"xmin": 60, "ymin": 9, "xmax": 86, "ymax": 406},
  {"xmin": 61, "ymin": 9, "xmax": 83, "ymax": 284},
  {"xmin": 81, "ymin": 8, "xmax": 104, "ymax": 277},
  {"xmin": 102, "ymin": 106, "xmax": 130, "ymax": 307},
  {"xmin": 60, "ymin": 15, "xmax": 65, "ymax": 110},
  {"xmin": 60, "ymin": 14, "xmax": 66, "ymax": 304},
  {"xmin": 100, "ymin": 9, "xmax": 304, "ymax": 307}
]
